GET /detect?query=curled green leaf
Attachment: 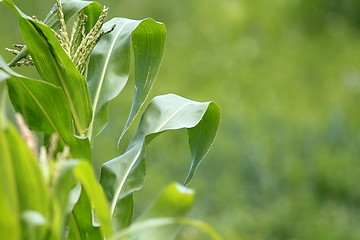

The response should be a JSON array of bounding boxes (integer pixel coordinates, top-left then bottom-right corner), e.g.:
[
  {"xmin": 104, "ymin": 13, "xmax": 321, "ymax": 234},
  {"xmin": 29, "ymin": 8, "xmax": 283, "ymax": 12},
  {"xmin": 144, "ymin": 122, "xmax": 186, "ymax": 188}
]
[
  {"xmin": 86, "ymin": 18, "xmax": 166, "ymax": 141},
  {"xmin": 100, "ymin": 94, "xmax": 220, "ymax": 224}
]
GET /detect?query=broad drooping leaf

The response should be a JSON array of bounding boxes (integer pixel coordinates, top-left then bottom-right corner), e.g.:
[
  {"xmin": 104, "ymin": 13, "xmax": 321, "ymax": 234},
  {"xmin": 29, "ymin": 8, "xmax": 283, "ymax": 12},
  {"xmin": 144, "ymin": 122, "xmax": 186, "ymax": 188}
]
[
  {"xmin": 110, "ymin": 183, "xmax": 221, "ymax": 240},
  {"xmin": 86, "ymin": 17, "xmax": 166, "ymax": 140},
  {"xmin": 0, "ymin": 57, "xmax": 91, "ymax": 159},
  {"xmin": 100, "ymin": 94, "xmax": 220, "ymax": 226},
  {"xmin": 54, "ymin": 160, "xmax": 113, "ymax": 239},
  {"xmin": 0, "ymin": 120, "xmax": 50, "ymax": 240},
  {"xmin": 2, "ymin": 0, "xmax": 92, "ymax": 136},
  {"xmin": 5, "ymin": 0, "xmax": 101, "ymax": 66}
]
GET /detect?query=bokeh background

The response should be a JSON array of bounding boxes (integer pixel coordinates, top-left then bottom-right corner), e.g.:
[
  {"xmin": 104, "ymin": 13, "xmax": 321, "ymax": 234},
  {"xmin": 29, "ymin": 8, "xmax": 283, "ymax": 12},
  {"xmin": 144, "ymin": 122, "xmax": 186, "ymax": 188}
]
[{"xmin": 2, "ymin": 0, "xmax": 360, "ymax": 239}]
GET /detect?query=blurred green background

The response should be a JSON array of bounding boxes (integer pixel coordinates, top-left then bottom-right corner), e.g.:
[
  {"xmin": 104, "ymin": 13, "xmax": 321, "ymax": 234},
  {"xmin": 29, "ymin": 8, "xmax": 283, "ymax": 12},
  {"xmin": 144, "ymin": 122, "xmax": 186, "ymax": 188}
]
[{"xmin": 2, "ymin": 0, "xmax": 360, "ymax": 239}]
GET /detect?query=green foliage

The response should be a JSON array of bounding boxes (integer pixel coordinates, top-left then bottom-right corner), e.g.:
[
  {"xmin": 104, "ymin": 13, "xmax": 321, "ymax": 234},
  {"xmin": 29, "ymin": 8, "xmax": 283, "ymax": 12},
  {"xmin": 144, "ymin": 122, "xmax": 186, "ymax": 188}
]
[
  {"xmin": 86, "ymin": 17, "xmax": 166, "ymax": 140},
  {"xmin": 0, "ymin": 121, "xmax": 49, "ymax": 240},
  {"xmin": 111, "ymin": 184, "xmax": 221, "ymax": 240},
  {"xmin": 0, "ymin": 57, "xmax": 91, "ymax": 159},
  {"xmin": 0, "ymin": 0, "xmax": 221, "ymax": 239},
  {"xmin": 100, "ymin": 94, "xmax": 220, "ymax": 230}
]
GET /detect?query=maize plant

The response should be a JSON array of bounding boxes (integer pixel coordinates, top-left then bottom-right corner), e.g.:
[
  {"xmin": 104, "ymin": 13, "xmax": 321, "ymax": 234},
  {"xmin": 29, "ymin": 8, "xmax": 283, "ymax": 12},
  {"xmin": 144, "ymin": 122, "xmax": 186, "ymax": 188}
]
[{"xmin": 0, "ymin": 0, "xmax": 221, "ymax": 239}]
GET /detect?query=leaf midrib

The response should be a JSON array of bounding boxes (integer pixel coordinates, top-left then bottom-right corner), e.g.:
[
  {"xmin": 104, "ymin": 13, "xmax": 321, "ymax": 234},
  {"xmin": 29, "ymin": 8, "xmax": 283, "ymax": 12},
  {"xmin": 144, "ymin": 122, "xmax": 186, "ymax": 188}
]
[
  {"xmin": 110, "ymin": 148, "xmax": 141, "ymax": 217},
  {"xmin": 110, "ymin": 102, "xmax": 194, "ymax": 215},
  {"xmin": 29, "ymin": 20, "xmax": 85, "ymax": 135},
  {"xmin": 153, "ymin": 103, "xmax": 191, "ymax": 133},
  {"xmin": 121, "ymin": 23, "xmax": 153, "ymax": 139},
  {"xmin": 88, "ymin": 22, "xmax": 130, "ymax": 140},
  {"xmin": 18, "ymin": 80, "xmax": 67, "ymax": 146}
]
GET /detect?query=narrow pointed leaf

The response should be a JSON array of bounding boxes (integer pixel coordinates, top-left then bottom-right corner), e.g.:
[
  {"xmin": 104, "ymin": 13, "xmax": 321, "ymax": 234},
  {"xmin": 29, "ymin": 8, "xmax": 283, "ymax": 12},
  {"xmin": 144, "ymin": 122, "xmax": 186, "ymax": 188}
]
[
  {"xmin": 100, "ymin": 94, "xmax": 220, "ymax": 222},
  {"xmin": 86, "ymin": 18, "xmax": 166, "ymax": 140},
  {"xmin": 18, "ymin": 17, "xmax": 92, "ymax": 135},
  {"xmin": 2, "ymin": 1, "xmax": 93, "ymax": 135},
  {"xmin": 0, "ymin": 0, "xmax": 28, "ymax": 18},
  {"xmin": 73, "ymin": 161, "xmax": 113, "ymax": 238},
  {"xmin": 56, "ymin": 160, "xmax": 113, "ymax": 239},
  {"xmin": 121, "ymin": 19, "xmax": 166, "ymax": 140},
  {"xmin": 0, "ymin": 189, "xmax": 20, "ymax": 240},
  {"xmin": 0, "ymin": 78, "xmax": 21, "ymax": 240},
  {"xmin": 5, "ymin": 125, "xmax": 50, "ymax": 217},
  {"xmin": 0, "ymin": 121, "xmax": 50, "ymax": 240},
  {"xmin": 69, "ymin": 189, "xmax": 102, "ymax": 239},
  {"xmin": 3, "ymin": 0, "xmax": 100, "ymax": 66},
  {"xmin": 0, "ymin": 57, "xmax": 91, "ymax": 159}
]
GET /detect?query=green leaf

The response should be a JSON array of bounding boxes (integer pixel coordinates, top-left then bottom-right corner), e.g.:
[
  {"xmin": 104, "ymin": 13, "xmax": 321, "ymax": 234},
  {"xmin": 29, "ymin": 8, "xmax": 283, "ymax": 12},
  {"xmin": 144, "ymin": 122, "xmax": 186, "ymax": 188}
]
[
  {"xmin": 73, "ymin": 161, "xmax": 113, "ymax": 238},
  {"xmin": 129, "ymin": 183, "xmax": 195, "ymax": 240},
  {"xmin": 2, "ymin": 1, "xmax": 93, "ymax": 135},
  {"xmin": 0, "ymin": 57, "xmax": 72, "ymax": 139},
  {"xmin": 0, "ymin": 77, "xmax": 23, "ymax": 240},
  {"xmin": 81, "ymin": 2, "xmax": 102, "ymax": 34},
  {"xmin": 0, "ymin": 121, "xmax": 51, "ymax": 240},
  {"xmin": 86, "ymin": 18, "xmax": 166, "ymax": 140},
  {"xmin": 0, "ymin": 0, "xmax": 27, "ymax": 17},
  {"xmin": 112, "ymin": 195, "xmax": 134, "ymax": 231},
  {"xmin": 3, "ymin": 132, "xmax": 49, "ymax": 219},
  {"xmin": 4, "ymin": 0, "xmax": 100, "ymax": 66},
  {"xmin": 112, "ymin": 184, "xmax": 222, "ymax": 240},
  {"xmin": 18, "ymin": 17, "xmax": 92, "ymax": 136},
  {"xmin": 100, "ymin": 94, "xmax": 220, "ymax": 223},
  {"xmin": 185, "ymin": 101, "xmax": 221, "ymax": 185},
  {"xmin": 55, "ymin": 160, "xmax": 113, "ymax": 239},
  {"xmin": 43, "ymin": 0, "xmax": 100, "ymax": 32},
  {"xmin": 137, "ymin": 183, "xmax": 195, "ymax": 221},
  {"xmin": 0, "ymin": 57, "xmax": 91, "ymax": 159},
  {"xmin": 69, "ymin": 189, "xmax": 102, "ymax": 240},
  {"xmin": 0, "ymin": 123, "xmax": 21, "ymax": 240}
]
